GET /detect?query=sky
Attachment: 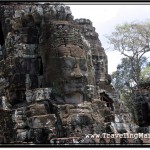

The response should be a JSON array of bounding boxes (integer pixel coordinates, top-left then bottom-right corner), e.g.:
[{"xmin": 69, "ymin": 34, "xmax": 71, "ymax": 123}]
[{"xmin": 67, "ymin": 4, "xmax": 150, "ymax": 74}]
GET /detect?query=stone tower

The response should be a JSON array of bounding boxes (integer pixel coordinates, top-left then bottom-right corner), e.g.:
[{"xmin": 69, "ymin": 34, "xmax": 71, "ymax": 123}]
[{"xmin": 0, "ymin": 2, "xmax": 139, "ymax": 144}]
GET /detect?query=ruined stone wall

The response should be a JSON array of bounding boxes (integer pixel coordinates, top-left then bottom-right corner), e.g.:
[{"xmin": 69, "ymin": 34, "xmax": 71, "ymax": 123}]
[
  {"xmin": 0, "ymin": 109, "xmax": 13, "ymax": 143},
  {"xmin": 133, "ymin": 81, "xmax": 150, "ymax": 127}
]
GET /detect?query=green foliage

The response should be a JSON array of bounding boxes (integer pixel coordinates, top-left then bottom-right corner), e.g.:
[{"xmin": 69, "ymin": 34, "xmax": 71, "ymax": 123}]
[
  {"xmin": 106, "ymin": 21, "xmax": 150, "ymax": 54},
  {"xmin": 106, "ymin": 21, "xmax": 150, "ymax": 84},
  {"xmin": 111, "ymin": 56, "xmax": 148, "ymax": 119},
  {"xmin": 111, "ymin": 57, "xmax": 148, "ymax": 91},
  {"xmin": 141, "ymin": 64, "xmax": 150, "ymax": 80}
]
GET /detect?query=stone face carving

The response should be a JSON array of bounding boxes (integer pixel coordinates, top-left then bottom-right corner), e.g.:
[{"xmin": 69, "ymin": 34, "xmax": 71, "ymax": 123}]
[
  {"xmin": 0, "ymin": 2, "xmax": 141, "ymax": 144},
  {"xmin": 39, "ymin": 21, "xmax": 96, "ymax": 104},
  {"xmin": 75, "ymin": 19, "xmax": 109, "ymax": 86}
]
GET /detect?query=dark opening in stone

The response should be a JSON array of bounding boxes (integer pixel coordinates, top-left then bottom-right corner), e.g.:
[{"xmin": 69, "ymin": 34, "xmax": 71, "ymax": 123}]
[
  {"xmin": 39, "ymin": 57, "xmax": 43, "ymax": 76},
  {"xmin": 100, "ymin": 92, "xmax": 114, "ymax": 111},
  {"xmin": 0, "ymin": 21, "xmax": 4, "ymax": 46}
]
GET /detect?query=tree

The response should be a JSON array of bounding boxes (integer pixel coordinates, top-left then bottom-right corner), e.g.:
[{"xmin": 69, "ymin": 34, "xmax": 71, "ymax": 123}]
[
  {"xmin": 141, "ymin": 63, "xmax": 150, "ymax": 80},
  {"xmin": 106, "ymin": 21, "xmax": 150, "ymax": 85},
  {"xmin": 111, "ymin": 57, "xmax": 148, "ymax": 121},
  {"xmin": 106, "ymin": 21, "xmax": 150, "ymax": 123},
  {"xmin": 111, "ymin": 57, "xmax": 148, "ymax": 91},
  {"xmin": 111, "ymin": 57, "xmax": 133, "ymax": 91}
]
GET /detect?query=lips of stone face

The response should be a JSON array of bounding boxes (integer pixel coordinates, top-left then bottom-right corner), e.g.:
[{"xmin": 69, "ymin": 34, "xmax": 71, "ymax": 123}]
[{"xmin": 63, "ymin": 77, "xmax": 87, "ymax": 94}]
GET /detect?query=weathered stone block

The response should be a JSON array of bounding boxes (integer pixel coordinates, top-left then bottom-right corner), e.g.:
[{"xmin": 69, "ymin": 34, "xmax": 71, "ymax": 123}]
[
  {"xmin": 7, "ymin": 74, "xmax": 38, "ymax": 90},
  {"xmin": 25, "ymin": 88, "xmax": 52, "ymax": 103},
  {"xmin": 26, "ymin": 103, "xmax": 49, "ymax": 117},
  {"xmin": 0, "ymin": 109, "xmax": 13, "ymax": 143},
  {"xmin": 13, "ymin": 44, "xmax": 38, "ymax": 57},
  {"xmin": 13, "ymin": 58, "xmax": 40, "ymax": 74},
  {"xmin": 11, "ymin": 17, "xmax": 23, "ymax": 31},
  {"xmin": 15, "ymin": 120, "xmax": 27, "ymax": 129},
  {"xmin": 28, "ymin": 128, "xmax": 50, "ymax": 144},
  {"xmin": 6, "ymin": 89, "xmax": 26, "ymax": 105},
  {"xmin": 27, "ymin": 114, "xmax": 56, "ymax": 128},
  {"xmin": 20, "ymin": 27, "xmax": 39, "ymax": 44},
  {"xmin": 16, "ymin": 129, "xmax": 28, "ymax": 142}
]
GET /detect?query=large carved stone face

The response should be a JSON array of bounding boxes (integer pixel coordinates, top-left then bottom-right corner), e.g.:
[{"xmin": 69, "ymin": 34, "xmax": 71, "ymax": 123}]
[{"xmin": 40, "ymin": 22, "xmax": 95, "ymax": 104}]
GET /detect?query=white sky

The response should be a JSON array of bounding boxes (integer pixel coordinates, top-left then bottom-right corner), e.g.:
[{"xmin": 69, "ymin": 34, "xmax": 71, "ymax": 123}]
[{"xmin": 67, "ymin": 4, "xmax": 150, "ymax": 74}]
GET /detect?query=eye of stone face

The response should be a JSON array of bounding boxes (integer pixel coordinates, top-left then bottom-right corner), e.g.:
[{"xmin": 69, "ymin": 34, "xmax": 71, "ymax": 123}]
[
  {"xmin": 60, "ymin": 57, "xmax": 76, "ymax": 69},
  {"xmin": 79, "ymin": 58, "xmax": 87, "ymax": 71}
]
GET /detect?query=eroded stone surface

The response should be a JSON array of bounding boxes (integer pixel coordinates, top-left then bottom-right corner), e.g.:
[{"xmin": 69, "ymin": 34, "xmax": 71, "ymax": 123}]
[{"xmin": 0, "ymin": 2, "xmax": 143, "ymax": 144}]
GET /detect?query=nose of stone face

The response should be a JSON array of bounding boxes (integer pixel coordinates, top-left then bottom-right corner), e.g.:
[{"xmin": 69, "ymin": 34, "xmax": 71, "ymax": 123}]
[{"xmin": 71, "ymin": 68, "xmax": 83, "ymax": 78}]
